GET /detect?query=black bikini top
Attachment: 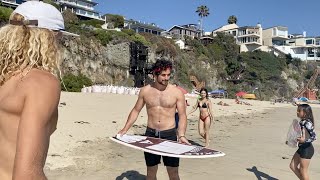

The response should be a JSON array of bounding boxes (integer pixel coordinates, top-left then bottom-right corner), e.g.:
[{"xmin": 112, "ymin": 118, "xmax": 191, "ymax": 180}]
[{"xmin": 198, "ymin": 101, "xmax": 208, "ymax": 108}]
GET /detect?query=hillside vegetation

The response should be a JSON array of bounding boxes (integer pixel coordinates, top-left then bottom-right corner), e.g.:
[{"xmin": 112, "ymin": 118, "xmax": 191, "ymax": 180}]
[{"xmin": 0, "ymin": 6, "xmax": 318, "ymax": 99}]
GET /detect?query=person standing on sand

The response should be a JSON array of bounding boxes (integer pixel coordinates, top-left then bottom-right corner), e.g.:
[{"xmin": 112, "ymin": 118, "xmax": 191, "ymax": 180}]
[
  {"xmin": 187, "ymin": 88, "xmax": 213, "ymax": 147},
  {"xmin": 290, "ymin": 104, "xmax": 316, "ymax": 180},
  {"xmin": 0, "ymin": 1, "xmax": 76, "ymax": 180},
  {"xmin": 118, "ymin": 59, "xmax": 190, "ymax": 180}
]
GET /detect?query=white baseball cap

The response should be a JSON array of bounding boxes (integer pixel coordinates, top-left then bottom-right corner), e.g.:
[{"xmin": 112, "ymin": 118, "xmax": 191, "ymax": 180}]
[{"xmin": 10, "ymin": 1, "xmax": 79, "ymax": 36}]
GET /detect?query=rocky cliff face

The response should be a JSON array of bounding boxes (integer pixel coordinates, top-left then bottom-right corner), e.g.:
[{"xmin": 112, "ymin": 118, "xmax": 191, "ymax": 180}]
[{"xmin": 60, "ymin": 37, "xmax": 132, "ymax": 85}]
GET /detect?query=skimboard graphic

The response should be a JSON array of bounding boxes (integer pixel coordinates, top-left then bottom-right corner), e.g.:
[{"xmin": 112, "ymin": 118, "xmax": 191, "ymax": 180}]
[
  {"xmin": 110, "ymin": 134, "xmax": 225, "ymax": 158},
  {"xmin": 286, "ymin": 119, "xmax": 302, "ymax": 148}
]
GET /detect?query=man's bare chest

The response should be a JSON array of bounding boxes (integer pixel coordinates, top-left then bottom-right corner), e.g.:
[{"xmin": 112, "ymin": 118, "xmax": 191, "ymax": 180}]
[{"xmin": 144, "ymin": 92, "xmax": 176, "ymax": 108}]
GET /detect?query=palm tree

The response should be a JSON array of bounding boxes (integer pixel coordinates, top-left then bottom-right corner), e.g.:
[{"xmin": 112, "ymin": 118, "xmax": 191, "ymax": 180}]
[
  {"xmin": 228, "ymin": 15, "xmax": 238, "ymax": 24},
  {"xmin": 196, "ymin": 5, "xmax": 210, "ymax": 36}
]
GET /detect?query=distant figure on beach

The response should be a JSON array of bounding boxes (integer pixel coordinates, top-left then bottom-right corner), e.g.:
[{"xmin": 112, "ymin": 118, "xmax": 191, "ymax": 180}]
[
  {"xmin": 290, "ymin": 104, "xmax": 317, "ymax": 180},
  {"xmin": 0, "ymin": 1, "xmax": 74, "ymax": 179},
  {"xmin": 187, "ymin": 88, "xmax": 213, "ymax": 147},
  {"xmin": 217, "ymin": 101, "xmax": 229, "ymax": 106},
  {"xmin": 118, "ymin": 59, "xmax": 190, "ymax": 180}
]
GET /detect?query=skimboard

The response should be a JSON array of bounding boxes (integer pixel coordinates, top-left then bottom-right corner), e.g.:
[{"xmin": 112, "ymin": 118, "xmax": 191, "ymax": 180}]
[
  {"xmin": 286, "ymin": 119, "xmax": 302, "ymax": 148},
  {"xmin": 110, "ymin": 134, "xmax": 225, "ymax": 158}
]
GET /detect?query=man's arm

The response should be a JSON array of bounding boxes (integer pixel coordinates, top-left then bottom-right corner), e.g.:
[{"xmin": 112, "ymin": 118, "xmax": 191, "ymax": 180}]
[
  {"xmin": 13, "ymin": 74, "xmax": 60, "ymax": 180},
  {"xmin": 118, "ymin": 88, "xmax": 146, "ymax": 135},
  {"xmin": 176, "ymin": 91, "xmax": 189, "ymax": 142},
  {"xmin": 187, "ymin": 99, "xmax": 198, "ymax": 116}
]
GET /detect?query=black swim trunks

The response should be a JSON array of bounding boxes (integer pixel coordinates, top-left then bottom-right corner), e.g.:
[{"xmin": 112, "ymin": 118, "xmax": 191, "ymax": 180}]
[
  {"xmin": 297, "ymin": 143, "xmax": 314, "ymax": 159},
  {"xmin": 144, "ymin": 127, "xmax": 179, "ymax": 167}
]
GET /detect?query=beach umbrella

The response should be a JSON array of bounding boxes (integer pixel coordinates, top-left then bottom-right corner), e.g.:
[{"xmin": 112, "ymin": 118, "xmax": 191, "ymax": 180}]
[
  {"xmin": 236, "ymin": 91, "xmax": 247, "ymax": 97},
  {"xmin": 299, "ymin": 97, "xmax": 309, "ymax": 102},
  {"xmin": 176, "ymin": 86, "xmax": 188, "ymax": 94}
]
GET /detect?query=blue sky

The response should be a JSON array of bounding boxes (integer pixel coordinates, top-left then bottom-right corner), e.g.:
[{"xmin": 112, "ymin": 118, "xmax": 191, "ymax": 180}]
[{"xmin": 96, "ymin": 0, "xmax": 319, "ymax": 37}]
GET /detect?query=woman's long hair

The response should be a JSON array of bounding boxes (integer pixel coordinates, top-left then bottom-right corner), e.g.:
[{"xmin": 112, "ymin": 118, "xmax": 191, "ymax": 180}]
[
  {"xmin": 298, "ymin": 104, "xmax": 315, "ymax": 125},
  {"xmin": 0, "ymin": 13, "xmax": 60, "ymax": 85}
]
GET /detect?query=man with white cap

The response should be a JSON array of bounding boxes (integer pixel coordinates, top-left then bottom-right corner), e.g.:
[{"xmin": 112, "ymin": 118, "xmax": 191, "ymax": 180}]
[{"xmin": 0, "ymin": 1, "xmax": 76, "ymax": 179}]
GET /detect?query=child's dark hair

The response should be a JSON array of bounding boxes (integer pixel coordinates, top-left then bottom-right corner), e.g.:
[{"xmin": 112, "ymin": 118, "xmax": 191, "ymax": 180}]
[
  {"xmin": 152, "ymin": 59, "xmax": 173, "ymax": 76},
  {"xmin": 298, "ymin": 104, "xmax": 315, "ymax": 125},
  {"xmin": 199, "ymin": 88, "xmax": 209, "ymax": 99}
]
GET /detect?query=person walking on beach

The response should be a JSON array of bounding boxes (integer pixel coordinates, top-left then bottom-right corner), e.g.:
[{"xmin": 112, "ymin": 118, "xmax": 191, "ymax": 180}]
[
  {"xmin": 118, "ymin": 59, "xmax": 190, "ymax": 180},
  {"xmin": 290, "ymin": 104, "xmax": 316, "ymax": 180},
  {"xmin": 0, "ymin": 1, "xmax": 74, "ymax": 179},
  {"xmin": 187, "ymin": 88, "xmax": 213, "ymax": 147}
]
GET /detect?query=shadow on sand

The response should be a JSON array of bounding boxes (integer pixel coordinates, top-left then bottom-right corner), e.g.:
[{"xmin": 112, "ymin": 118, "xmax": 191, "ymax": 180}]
[
  {"xmin": 116, "ymin": 170, "xmax": 146, "ymax": 180},
  {"xmin": 188, "ymin": 139, "xmax": 204, "ymax": 147},
  {"xmin": 246, "ymin": 166, "xmax": 279, "ymax": 180}
]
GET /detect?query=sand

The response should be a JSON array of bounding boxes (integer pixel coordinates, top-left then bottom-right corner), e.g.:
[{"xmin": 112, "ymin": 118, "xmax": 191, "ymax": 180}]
[{"xmin": 45, "ymin": 92, "xmax": 320, "ymax": 179}]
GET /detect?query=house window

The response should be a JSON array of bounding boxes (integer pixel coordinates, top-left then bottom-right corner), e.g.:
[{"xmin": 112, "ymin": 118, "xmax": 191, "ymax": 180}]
[
  {"xmin": 138, "ymin": 27, "xmax": 144, "ymax": 32},
  {"xmin": 306, "ymin": 39, "xmax": 314, "ymax": 45},
  {"xmin": 232, "ymin": 31, "xmax": 236, "ymax": 36},
  {"xmin": 273, "ymin": 28, "xmax": 277, "ymax": 36}
]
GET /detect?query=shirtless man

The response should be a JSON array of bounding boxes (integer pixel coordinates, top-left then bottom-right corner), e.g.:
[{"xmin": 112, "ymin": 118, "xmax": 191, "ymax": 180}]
[
  {"xmin": 118, "ymin": 59, "xmax": 190, "ymax": 180},
  {"xmin": 0, "ymin": 2, "xmax": 73, "ymax": 179}
]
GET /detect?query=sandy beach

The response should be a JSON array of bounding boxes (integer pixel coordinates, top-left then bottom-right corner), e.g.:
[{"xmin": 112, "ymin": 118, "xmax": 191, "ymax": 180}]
[{"xmin": 45, "ymin": 92, "xmax": 320, "ymax": 180}]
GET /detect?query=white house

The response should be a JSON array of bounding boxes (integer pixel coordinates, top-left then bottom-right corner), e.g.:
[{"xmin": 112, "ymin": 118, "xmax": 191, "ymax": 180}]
[
  {"xmin": 212, "ymin": 23, "xmax": 263, "ymax": 52},
  {"xmin": 265, "ymin": 30, "xmax": 320, "ymax": 61},
  {"xmin": 175, "ymin": 40, "xmax": 185, "ymax": 49},
  {"xmin": 56, "ymin": 0, "xmax": 104, "ymax": 21}
]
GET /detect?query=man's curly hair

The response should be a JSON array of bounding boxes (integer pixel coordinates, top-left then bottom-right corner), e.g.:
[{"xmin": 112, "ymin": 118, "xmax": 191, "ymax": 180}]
[
  {"xmin": 152, "ymin": 59, "xmax": 173, "ymax": 76},
  {"xmin": 0, "ymin": 13, "xmax": 60, "ymax": 85}
]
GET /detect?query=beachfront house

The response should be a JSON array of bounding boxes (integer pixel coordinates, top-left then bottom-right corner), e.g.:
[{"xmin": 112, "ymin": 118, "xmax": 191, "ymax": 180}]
[
  {"xmin": 55, "ymin": 0, "xmax": 104, "ymax": 21},
  {"xmin": 0, "ymin": 0, "xmax": 24, "ymax": 8},
  {"xmin": 166, "ymin": 24, "xmax": 201, "ymax": 39},
  {"xmin": 212, "ymin": 23, "xmax": 263, "ymax": 52},
  {"xmin": 273, "ymin": 34, "xmax": 320, "ymax": 61},
  {"xmin": 0, "ymin": 0, "xmax": 104, "ymax": 21},
  {"xmin": 237, "ymin": 25, "xmax": 263, "ymax": 52},
  {"xmin": 262, "ymin": 26, "xmax": 289, "ymax": 46},
  {"xmin": 124, "ymin": 19, "xmax": 165, "ymax": 35}
]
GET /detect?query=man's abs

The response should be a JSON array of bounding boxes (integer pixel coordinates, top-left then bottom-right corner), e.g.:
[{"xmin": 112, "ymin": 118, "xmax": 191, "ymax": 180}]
[{"xmin": 146, "ymin": 107, "xmax": 176, "ymax": 130}]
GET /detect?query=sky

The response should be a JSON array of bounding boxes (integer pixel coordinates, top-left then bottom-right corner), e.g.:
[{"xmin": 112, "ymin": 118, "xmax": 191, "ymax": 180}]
[{"xmin": 95, "ymin": 0, "xmax": 320, "ymax": 37}]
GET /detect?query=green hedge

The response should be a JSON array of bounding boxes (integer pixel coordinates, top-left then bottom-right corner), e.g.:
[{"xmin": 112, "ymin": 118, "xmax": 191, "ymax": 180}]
[
  {"xmin": 61, "ymin": 73, "xmax": 92, "ymax": 92},
  {"xmin": 0, "ymin": 6, "xmax": 13, "ymax": 21}
]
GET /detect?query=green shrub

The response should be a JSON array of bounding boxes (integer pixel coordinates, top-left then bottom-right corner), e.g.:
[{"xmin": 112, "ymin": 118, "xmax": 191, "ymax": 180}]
[
  {"xmin": 131, "ymin": 33, "xmax": 151, "ymax": 46},
  {"xmin": 62, "ymin": 9, "xmax": 79, "ymax": 24},
  {"xmin": 122, "ymin": 29, "xmax": 136, "ymax": 36},
  {"xmin": 61, "ymin": 73, "xmax": 92, "ymax": 92},
  {"xmin": 103, "ymin": 14, "xmax": 124, "ymax": 28},
  {"xmin": 94, "ymin": 29, "xmax": 113, "ymax": 45},
  {"xmin": 0, "ymin": 6, "xmax": 13, "ymax": 21},
  {"xmin": 288, "ymin": 73, "xmax": 300, "ymax": 81},
  {"xmin": 81, "ymin": 19, "xmax": 104, "ymax": 28}
]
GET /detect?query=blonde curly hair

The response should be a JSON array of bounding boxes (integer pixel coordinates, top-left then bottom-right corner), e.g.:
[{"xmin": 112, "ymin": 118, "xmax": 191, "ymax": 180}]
[{"xmin": 0, "ymin": 13, "xmax": 60, "ymax": 85}]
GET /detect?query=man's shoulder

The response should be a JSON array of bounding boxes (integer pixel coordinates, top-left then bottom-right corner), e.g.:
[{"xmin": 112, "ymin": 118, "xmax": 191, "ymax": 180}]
[
  {"xmin": 169, "ymin": 84, "xmax": 183, "ymax": 95},
  {"xmin": 21, "ymin": 69, "xmax": 60, "ymax": 94},
  {"xmin": 138, "ymin": 84, "xmax": 151, "ymax": 96},
  {"xmin": 140, "ymin": 84, "xmax": 153, "ymax": 91}
]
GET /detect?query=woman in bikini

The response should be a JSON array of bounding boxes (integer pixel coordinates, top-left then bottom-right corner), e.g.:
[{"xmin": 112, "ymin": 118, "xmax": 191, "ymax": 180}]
[{"xmin": 188, "ymin": 88, "xmax": 213, "ymax": 147}]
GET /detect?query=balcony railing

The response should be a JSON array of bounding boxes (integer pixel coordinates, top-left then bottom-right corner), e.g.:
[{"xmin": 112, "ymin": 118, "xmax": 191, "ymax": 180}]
[
  {"xmin": 1, "ymin": 0, "xmax": 19, "ymax": 6},
  {"xmin": 74, "ymin": 9, "xmax": 103, "ymax": 20},
  {"xmin": 59, "ymin": 0, "xmax": 94, "ymax": 10}
]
